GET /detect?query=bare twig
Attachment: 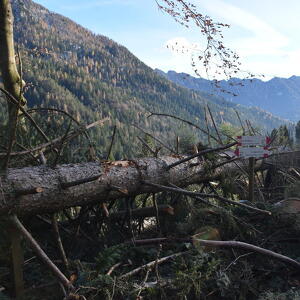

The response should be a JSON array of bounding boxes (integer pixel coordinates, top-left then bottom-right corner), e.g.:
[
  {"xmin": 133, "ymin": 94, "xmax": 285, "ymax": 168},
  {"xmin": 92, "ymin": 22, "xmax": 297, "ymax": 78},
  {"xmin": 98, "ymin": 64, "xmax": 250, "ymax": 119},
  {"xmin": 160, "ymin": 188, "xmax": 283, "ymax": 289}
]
[
  {"xmin": 223, "ymin": 252, "xmax": 253, "ymax": 272},
  {"xmin": 26, "ymin": 107, "xmax": 94, "ymax": 149},
  {"xmin": 61, "ymin": 174, "xmax": 101, "ymax": 189},
  {"xmin": 119, "ymin": 251, "xmax": 189, "ymax": 278},
  {"xmin": 52, "ymin": 120, "xmax": 73, "ymax": 167},
  {"xmin": 206, "ymin": 105, "xmax": 223, "ymax": 145},
  {"xmin": 106, "ymin": 262, "xmax": 122, "ymax": 276},
  {"xmin": 166, "ymin": 142, "xmax": 236, "ymax": 169},
  {"xmin": 211, "ymin": 157, "xmax": 240, "ymax": 170},
  {"xmin": 148, "ymin": 112, "xmax": 219, "ymax": 143},
  {"xmin": 0, "ymin": 88, "xmax": 49, "ymax": 142},
  {"xmin": 136, "ymin": 269, "xmax": 150, "ymax": 299},
  {"xmin": 235, "ymin": 110, "xmax": 245, "ymax": 135},
  {"xmin": 197, "ymin": 239, "xmax": 300, "ymax": 269},
  {"xmin": 51, "ymin": 214, "xmax": 69, "ymax": 271},
  {"xmin": 0, "ymin": 118, "xmax": 109, "ymax": 158},
  {"xmin": 132, "ymin": 124, "xmax": 175, "ymax": 154},
  {"xmin": 142, "ymin": 181, "xmax": 271, "ymax": 215},
  {"xmin": 15, "ymin": 187, "xmax": 43, "ymax": 197},
  {"xmin": 131, "ymin": 237, "xmax": 300, "ymax": 269}
]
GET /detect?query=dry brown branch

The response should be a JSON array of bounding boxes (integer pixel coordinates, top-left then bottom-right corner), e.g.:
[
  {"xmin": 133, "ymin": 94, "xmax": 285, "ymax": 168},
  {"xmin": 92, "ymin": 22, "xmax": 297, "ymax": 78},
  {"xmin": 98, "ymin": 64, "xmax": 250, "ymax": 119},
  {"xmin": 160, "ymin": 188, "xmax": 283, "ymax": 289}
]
[
  {"xmin": 143, "ymin": 181, "xmax": 271, "ymax": 215},
  {"xmin": 119, "ymin": 251, "xmax": 189, "ymax": 278},
  {"xmin": 155, "ymin": 0, "xmax": 247, "ymax": 80},
  {"xmin": 0, "ymin": 87, "xmax": 49, "ymax": 142},
  {"xmin": 51, "ymin": 214, "xmax": 69, "ymax": 271},
  {"xmin": 197, "ymin": 239, "xmax": 300, "ymax": 269},
  {"xmin": 0, "ymin": 117, "xmax": 109, "ymax": 158},
  {"xmin": 25, "ymin": 108, "xmax": 95, "ymax": 153},
  {"xmin": 132, "ymin": 237, "xmax": 300, "ymax": 270},
  {"xmin": 9, "ymin": 215, "xmax": 72, "ymax": 290},
  {"xmin": 15, "ymin": 187, "xmax": 43, "ymax": 197},
  {"xmin": 132, "ymin": 123, "xmax": 176, "ymax": 153},
  {"xmin": 166, "ymin": 141, "xmax": 236, "ymax": 169},
  {"xmin": 211, "ymin": 157, "xmax": 240, "ymax": 170},
  {"xmin": 61, "ymin": 174, "xmax": 101, "ymax": 189},
  {"xmin": 52, "ymin": 120, "xmax": 73, "ymax": 167},
  {"xmin": 106, "ymin": 262, "xmax": 122, "ymax": 276},
  {"xmin": 206, "ymin": 104, "xmax": 223, "ymax": 144},
  {"xmin": 148, "ymin": 112, "xmax": 219, "ymax": 144}
]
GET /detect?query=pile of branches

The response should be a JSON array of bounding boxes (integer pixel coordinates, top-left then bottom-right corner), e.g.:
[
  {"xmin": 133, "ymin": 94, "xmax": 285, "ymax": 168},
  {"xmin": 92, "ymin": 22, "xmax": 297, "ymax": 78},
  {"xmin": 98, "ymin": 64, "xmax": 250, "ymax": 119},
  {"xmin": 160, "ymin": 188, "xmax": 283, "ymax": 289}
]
[{"xmin": 1, "ymin": 104, "xmax": 300, "ymax": 299}]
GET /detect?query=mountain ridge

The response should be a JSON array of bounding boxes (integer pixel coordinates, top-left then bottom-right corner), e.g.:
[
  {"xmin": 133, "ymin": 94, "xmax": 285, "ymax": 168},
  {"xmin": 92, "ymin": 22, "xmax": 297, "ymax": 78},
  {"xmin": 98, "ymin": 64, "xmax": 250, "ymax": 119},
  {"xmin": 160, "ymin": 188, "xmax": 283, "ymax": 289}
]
[
  {"xmin": 0, "ymin": 0, "xmax": 290, "ymax": 159},
  {"xmin": 157, "ymin": 69, "xmax": 300, "ymax": 122}
]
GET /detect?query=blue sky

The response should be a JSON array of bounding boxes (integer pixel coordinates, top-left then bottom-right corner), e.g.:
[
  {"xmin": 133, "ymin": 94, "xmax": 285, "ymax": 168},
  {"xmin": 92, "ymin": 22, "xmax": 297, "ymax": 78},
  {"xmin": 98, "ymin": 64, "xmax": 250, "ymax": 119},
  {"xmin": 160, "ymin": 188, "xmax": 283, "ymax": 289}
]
[{"xmin": 33, "ymin": 0, "xmax": 300, "ymax": 80}]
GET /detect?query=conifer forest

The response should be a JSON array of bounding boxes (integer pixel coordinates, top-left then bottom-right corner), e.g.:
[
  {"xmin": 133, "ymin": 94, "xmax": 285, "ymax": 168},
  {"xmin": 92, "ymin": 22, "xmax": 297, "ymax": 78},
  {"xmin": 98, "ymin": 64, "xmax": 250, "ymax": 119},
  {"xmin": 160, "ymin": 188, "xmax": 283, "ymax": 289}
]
[{"xmin": 0, "ymin": 0, "xmax": 300, "ymax": 299}]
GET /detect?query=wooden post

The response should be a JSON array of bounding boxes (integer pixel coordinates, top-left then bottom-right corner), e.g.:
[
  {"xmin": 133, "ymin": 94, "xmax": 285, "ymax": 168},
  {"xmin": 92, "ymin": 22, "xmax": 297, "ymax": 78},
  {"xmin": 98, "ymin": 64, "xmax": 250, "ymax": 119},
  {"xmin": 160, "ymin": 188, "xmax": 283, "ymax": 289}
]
[
  {"xmin": 9, "ymin": 226, "xmax": 24, "ymax": 299},
  {"xmin": 248, "ymin": 157, "xmax": 255, "ymax": 202}
]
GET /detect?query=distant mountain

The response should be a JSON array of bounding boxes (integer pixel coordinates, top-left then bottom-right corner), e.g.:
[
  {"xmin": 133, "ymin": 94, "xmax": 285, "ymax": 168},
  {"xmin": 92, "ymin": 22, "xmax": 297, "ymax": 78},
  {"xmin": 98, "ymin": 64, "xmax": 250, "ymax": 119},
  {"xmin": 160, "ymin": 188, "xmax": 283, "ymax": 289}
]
[
  {"xmin": 157, "ymin": 70, "xmax": 300, "ymax": 122},
  {"xmin": 0, "ymin": 0, "xmax": 289, "ymax": 159}
]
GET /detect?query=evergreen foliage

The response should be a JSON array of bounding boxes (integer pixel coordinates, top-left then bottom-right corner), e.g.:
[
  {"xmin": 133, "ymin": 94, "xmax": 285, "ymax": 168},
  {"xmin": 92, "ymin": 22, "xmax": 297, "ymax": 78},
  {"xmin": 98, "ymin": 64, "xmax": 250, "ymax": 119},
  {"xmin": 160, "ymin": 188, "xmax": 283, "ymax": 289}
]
[{"xmin": 0, "ymin": 0, "xmax": 288, "ymax": 160}]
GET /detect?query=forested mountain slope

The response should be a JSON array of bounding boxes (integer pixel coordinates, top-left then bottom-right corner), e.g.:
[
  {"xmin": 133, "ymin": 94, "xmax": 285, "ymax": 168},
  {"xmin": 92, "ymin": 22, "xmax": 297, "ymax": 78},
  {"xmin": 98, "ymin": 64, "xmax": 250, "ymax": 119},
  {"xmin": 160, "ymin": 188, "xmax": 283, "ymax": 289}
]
[
  {"xmin": 0, "ymin": 0, "xmax": 288, "ymax": 158},
  {"xmin": 157, "ymin": 69, "xmax": 300, "ymax": 122}
]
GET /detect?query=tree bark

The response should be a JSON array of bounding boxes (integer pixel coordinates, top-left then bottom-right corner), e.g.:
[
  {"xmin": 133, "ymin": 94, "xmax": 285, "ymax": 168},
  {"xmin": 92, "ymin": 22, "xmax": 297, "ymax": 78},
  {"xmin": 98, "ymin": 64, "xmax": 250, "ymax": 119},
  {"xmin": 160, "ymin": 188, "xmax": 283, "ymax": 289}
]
[
  {"xmin": 0, "ymin": 156, "xmax": 247, "ymax": 216},
  {"xmin": 0, "ymin": 0, "xmax": 26, "ymax": 117},
  {"xmin": 0, "ymin": 0, "xmax": 27, "ymax": 170}
]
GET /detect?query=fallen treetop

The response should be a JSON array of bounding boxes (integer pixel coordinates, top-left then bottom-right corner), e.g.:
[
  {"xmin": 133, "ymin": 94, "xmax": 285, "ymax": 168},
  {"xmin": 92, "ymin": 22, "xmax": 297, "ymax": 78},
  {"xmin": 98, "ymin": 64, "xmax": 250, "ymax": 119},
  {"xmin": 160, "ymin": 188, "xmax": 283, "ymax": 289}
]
[{"xmin": 0, "ymin": 154, "xmax": 251, "ymax": 217}]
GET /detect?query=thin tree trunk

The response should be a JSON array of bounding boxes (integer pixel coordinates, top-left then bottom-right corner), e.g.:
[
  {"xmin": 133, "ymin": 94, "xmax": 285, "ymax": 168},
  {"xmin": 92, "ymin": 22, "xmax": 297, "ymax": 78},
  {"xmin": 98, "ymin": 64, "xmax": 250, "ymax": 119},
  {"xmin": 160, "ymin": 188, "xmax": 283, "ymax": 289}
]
[
  {"xmin": 0, "ymin": 0, "xmax": 26, "ymax": 119},
  {"xmin": 0, "ymin": 0, "xmax": 27, "ymax": 170}
]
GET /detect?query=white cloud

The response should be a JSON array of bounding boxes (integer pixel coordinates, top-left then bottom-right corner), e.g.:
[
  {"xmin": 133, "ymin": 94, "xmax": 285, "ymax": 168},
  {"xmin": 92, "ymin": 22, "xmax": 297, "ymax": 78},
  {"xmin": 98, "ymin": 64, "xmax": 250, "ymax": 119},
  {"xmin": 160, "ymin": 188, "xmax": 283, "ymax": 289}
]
[
  {"xmin": 160, "ymin": 0, "xmax": 299, "ymax": 79},
  {"xmin": 199, "ymin": 0, "xmax": 289, "ymax": 55},
  {"xmin": 243, "ymin": 49, "xmax": 300, "ymax": 79}
]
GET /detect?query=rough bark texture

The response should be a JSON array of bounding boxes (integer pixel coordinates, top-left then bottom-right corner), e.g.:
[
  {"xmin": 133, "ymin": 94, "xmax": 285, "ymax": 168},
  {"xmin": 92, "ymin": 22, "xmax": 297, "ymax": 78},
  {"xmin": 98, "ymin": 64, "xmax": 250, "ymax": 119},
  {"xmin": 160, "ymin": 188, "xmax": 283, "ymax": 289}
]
[
  {"xmin": 0, "ymin": 156, "xmax": 245, "ymax": 216},
  {"xmin": 0, "ymin": 0, "xmax": 26, "ymax": 114}
]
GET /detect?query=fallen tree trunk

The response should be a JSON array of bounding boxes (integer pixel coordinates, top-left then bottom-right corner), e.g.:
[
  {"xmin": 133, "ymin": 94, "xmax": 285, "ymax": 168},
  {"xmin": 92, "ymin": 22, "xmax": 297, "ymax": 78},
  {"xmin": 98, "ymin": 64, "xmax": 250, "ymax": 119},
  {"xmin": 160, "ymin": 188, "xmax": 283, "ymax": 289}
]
[{"xmin": 0, "ymin": 155, "xmax": 249, "ymax": 216}]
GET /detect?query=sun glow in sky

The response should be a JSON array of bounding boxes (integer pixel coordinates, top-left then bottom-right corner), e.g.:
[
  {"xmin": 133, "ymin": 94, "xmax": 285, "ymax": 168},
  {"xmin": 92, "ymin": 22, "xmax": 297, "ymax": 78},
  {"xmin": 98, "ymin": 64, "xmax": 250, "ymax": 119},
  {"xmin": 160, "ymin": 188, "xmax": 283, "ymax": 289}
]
[{"xmin": 33, "ymin": 0, "xmax": 300, "ymax": 80}]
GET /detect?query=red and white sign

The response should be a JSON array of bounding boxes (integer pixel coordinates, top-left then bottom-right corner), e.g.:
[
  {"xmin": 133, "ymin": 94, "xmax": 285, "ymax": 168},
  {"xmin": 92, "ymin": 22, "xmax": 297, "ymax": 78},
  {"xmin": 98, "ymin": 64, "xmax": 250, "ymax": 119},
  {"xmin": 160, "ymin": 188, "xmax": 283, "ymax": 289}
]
[
  {"xmin": 237, "ymin": 136, "xmax": 271, "ymax": 147},
  {"xmin": 235, "ymin": 147, "xmax": 270, "ymax": 158}
]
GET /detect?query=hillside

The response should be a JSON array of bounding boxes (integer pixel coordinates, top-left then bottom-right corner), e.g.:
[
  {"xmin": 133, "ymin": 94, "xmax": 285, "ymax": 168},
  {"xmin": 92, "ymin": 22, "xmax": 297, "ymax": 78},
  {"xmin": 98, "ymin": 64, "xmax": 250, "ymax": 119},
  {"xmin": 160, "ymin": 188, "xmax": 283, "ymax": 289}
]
[
  {"xmin": 1, "ymin": 2, "xmax": 300, "ymax": 299},
  {"xmin": 157, "ymin": 70, "xmax": 300, "ymax": 122},
  {"xmin": 0, "ymin": 0, "xmax": 289, "ymax": 159}
]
